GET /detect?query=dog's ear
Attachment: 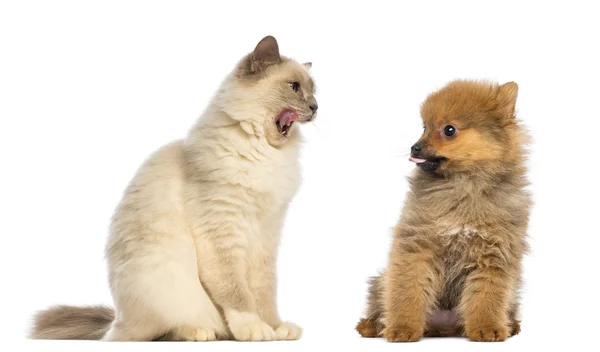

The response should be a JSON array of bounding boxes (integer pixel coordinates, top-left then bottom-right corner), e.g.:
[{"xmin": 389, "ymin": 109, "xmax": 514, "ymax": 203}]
[
  {"xmin": 251, "ymin": 35, "xmax": 281, "ymax": 73},
  {"xmin": 303, "ymin": 62, "xmax": 312, "ymax": 69},
  {"xmin": 497, "ymin": 82, "xmax": 518, "ymax": 118}
]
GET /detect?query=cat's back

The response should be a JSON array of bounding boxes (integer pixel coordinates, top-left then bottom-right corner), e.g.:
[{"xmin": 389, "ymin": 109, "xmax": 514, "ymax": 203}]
[
  {"xmin": 116, "ymin": 140, "xmax": 187, "ymax": 213},
  {"xmin": 107, "ymin": 140, "xmax": 189, "ymax": 259}
]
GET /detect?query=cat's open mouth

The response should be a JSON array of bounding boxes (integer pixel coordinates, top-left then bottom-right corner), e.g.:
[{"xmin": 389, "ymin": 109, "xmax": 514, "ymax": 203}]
[{"xmin": 275, "ymin": 108, "xmax": 298, "ymax": 138}]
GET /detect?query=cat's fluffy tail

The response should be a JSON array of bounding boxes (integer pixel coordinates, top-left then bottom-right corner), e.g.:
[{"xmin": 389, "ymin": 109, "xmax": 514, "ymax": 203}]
[{"xmin": 30, "ymin": 305, "xmax": 114, "ymax": 340}]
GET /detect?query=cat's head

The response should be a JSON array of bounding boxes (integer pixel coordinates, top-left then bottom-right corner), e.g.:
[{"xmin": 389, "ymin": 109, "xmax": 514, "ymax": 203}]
[{"xmin": 219, "ymin": 36, "xmax": 317, "ymax": 147}]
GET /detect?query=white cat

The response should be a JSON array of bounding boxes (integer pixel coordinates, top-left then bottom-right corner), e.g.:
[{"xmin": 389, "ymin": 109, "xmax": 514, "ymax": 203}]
[{"xmin": 31, "ymin": 35, "xmax": 318, "ymax": 342}]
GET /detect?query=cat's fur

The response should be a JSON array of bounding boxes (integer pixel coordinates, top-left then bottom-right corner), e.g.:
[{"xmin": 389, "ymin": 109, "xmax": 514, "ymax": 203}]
[
  {"xmin": 31, "ymin": 35, "xmax": 317, "ymax": 341},
  {"xmin": 356, "ymin": 80, "xmax": 530, "ymax": 342}
]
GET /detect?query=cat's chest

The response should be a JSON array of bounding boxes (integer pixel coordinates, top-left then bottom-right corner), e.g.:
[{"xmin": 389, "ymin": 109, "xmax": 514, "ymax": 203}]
[{"xmin": 244, "ymin": 150, "xmax": 300, "ymax": 208}]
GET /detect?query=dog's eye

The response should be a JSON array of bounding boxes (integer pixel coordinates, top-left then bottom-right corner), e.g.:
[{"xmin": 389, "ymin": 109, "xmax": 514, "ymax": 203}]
[
  {"xmin": 289, "ymin": 81, "xmax": 300, "ymax": 92},
  {"xmin": 443, "ymin": 125, "xmax": 457, "ymax": 137}
]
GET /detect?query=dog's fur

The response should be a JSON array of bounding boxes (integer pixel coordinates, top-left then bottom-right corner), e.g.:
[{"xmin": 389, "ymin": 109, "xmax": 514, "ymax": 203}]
[
  {"xmin": 31, "ymin": 36, "xmax": 317, "ymax": 341},
  {"xmin": 356, "ymin": 80, "xmax": 531, "ymax": 342}
]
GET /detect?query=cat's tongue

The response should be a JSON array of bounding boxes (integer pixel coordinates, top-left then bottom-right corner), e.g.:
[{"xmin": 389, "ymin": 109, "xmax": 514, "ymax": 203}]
[
  {"xmin": 409, "ymin": 157, "xmax": 427, "ymax": 164},
  {"xmin": 278, "ymin": 108, "xmax": 298, "ymax": 126}
]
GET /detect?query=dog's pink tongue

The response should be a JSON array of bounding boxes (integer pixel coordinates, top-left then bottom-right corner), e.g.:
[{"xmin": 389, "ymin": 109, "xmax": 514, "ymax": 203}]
[
  {"xmin": 280, "ymin": 110, "xmax": 298, "ymax": 125},
  {"xmin": 409, "ymin": 157, "xmax": 427, "ymax": 164}
]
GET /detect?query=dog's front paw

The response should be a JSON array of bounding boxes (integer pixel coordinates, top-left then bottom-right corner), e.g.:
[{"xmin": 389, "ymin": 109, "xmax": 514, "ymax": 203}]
[
  {"xmin": 467, "ymin": 325, "xmax": 509, "ymax": 342},
  {"xmin": 275, "ymin": 322, "xmax": 302, "ymax": 340},
  {"xmin": 226, "ymin": 311, "xmax": 276, "ymax": 341},
  {"xmin": 383, "ymin": 325, "xmax": 423, "ymax": 342}
]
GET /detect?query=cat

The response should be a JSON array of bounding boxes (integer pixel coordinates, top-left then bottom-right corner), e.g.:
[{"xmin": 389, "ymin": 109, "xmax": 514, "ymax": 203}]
[{"xmin": 31, "ymin": 35, "xmax": 318, "ymax": 342}]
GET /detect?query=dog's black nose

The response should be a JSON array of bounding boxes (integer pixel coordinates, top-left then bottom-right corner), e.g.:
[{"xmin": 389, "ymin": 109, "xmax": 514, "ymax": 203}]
[
  {"xmin": 309, "ymin": 104, "xmax": 318, "ymax": 113},
  {"xmin": 411, "ymin": 143, "xmax": 422, "ymax": 153}
]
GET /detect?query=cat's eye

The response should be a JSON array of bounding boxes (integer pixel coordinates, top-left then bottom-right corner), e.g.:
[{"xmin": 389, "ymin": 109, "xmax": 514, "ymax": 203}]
[
  {"xmin": 289, "ymin": 81, "xmax": 300, "ymax": 92},
  {"xmin": 443, "ymin": 125, "xmax": 457, "ymax": 137}
]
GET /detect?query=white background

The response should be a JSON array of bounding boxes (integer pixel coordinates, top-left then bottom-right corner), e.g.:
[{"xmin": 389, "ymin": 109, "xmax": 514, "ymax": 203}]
[{"xmin": 1, "ymin": 0, "xmax": 599, "ymax": 351}]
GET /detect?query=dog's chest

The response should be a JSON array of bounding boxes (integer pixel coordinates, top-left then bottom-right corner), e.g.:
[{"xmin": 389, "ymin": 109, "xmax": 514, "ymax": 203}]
[
  {"xmin": 435, "ymin": 225, "xmax": 483, "ymax": 309},
  {"xmin": 438, "ymin": 225, "xmax": 482, "ymax": 251}
]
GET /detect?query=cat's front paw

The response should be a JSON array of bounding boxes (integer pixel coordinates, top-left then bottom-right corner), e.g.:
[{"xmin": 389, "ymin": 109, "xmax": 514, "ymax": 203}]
[
  {"xmin": 275, "ymin": 322, "xmax": 302, "ymax": 340},
  {"xmin": 226, "ymin": 311, "xmax": 276, "ymax": 341}
]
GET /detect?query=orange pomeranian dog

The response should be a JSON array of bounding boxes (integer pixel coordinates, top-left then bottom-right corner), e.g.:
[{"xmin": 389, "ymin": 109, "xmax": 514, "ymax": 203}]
[{"xmin": 356, "ymin": 80, "xmax": 531, "ymax": 342}]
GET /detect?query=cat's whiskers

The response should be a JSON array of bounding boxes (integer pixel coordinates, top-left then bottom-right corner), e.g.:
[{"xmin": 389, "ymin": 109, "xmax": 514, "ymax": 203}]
[{"xmin": 310, "ymin": 121, "xmax": 322, "ymax": 134}]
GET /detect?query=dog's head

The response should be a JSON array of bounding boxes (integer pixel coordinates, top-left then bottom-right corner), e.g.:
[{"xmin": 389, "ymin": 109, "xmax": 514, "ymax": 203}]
[{"xmin": 410, "ymin": 80, "xmax": 524, "ymax": 175}]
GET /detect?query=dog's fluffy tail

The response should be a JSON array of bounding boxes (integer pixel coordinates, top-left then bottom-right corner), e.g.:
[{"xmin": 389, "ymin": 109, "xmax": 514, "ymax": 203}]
[{"xmin": 30, "ymin": 305, "xmax": 114, "ymax": 340}]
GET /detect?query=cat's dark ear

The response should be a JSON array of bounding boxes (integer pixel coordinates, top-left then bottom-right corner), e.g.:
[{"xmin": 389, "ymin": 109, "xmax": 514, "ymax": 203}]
[
  {"xmin": 303, "ymin": 62, "xmax": 312, "ymax": 69},
  {"xmin": 497, "ymin": 82, "xmax": 518, "ymax": 118},
  {"xmin": 251, "ymin": 36, "xmax": 281, "ymax": 72}
]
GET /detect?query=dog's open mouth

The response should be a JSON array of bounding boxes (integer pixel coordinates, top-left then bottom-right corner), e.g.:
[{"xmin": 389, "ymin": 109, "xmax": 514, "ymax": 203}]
[
  {"xmin": 275, "ymin": 108, "xmax": 298, "ymax": 138},
  {"xmin": 409, "ymin": 156, "xmax": 447, "ymax": 171}
]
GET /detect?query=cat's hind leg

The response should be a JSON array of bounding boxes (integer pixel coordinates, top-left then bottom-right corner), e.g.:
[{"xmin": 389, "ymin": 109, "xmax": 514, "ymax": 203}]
[
  {"xmin": 104, "ymin": 234, "xmax": 228, "ymax": 341},
  {"xmin": 161, "ymin": 325, "xmax": 218, "ymax": 341}
]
